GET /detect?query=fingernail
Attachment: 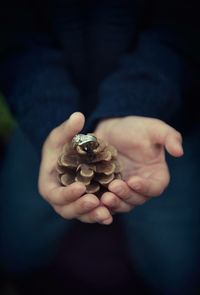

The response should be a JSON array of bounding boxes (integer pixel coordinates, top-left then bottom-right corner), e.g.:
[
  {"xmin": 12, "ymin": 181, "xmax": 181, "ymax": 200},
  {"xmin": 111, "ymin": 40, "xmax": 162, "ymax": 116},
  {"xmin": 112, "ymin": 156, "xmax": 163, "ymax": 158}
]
[
  {"xmin": 96, "ymin": 207, "xmax": 109, "ymax": 221},
  {"xmin": 101, "ymin": 217, "xmax": 113, "ymax": 225},
  {"xmin": 174, "ymin": 144, "xmax": 184, "ymax": 156}
]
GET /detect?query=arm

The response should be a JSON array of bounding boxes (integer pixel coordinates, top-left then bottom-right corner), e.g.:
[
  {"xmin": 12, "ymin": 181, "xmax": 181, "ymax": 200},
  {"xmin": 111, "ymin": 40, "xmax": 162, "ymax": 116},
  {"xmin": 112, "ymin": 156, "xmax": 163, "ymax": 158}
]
[
  {"xmin": 86, "ymin": 1, "xmax": 195, "ymax": 129},
  {"xmin": 87, "ymin": 28, "xmax": 191, "ymax": 128},
  {"xmin": 0, "ymin": 2, "xmax": 79, "ymax": 152},
  {"xmin": 0, "ymin": 3, "xmax": 113, "ymax": 224},
  {"xmin": 85, "ymin": 2, "xmax": 192, "ymax": 212}
]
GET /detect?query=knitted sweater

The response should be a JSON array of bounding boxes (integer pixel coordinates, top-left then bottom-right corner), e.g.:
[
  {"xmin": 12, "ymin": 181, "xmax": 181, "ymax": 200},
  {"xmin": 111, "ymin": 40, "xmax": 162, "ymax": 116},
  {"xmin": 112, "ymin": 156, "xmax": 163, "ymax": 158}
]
[{"xmin": 0, "ymin": 0, "xmax": 198, "ymax": 153}]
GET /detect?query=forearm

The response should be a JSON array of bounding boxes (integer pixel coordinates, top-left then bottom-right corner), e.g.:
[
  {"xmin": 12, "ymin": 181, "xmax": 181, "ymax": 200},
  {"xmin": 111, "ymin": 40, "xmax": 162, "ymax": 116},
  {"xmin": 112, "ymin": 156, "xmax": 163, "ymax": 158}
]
[
  {"xmin": 0, "ymin": 46, "xmax": 79, "ymax": 152},
  {"xmin": 85, "ymin": 0, "xmax": 197, "ymax": 132},
  {"xmin": 85, "ymin": 28, "xmax": 192, "ymax": 133},
  {"xmin": 0, "ymin": 2, "xmax": 81, "ymax": 153}
]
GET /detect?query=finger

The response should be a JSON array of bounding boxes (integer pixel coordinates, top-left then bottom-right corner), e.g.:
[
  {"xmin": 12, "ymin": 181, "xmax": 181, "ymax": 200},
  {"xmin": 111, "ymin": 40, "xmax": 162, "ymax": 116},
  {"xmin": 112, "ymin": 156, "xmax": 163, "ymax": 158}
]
[
  {"xmin": 44, "ymin": 182, "xmax": 86, "ymax": 206},
  {"xmin": 108, "ymin": 179, "xmax": 147, "ymax": 205},
  {"xmin": 101, "ymin": 192, "xmax": 133, "ymax": 213},
  {"xmin": 78, "ymin": 206, "xmax": 113, "ymax": 225},
  {"xmin": 108, "ymin": 179, "xmax": 131, "ymax": 197},
  {"xmin": 128, "ymin": 174, "xmax": 170, "ymax": 197},
  {"xmin": 53, "ymin": 194, "xmax": 100, "ymax": 219},
  {"xmin": 165, "ymin": 130, "xmax": 184, "ymax": 157},
  {"xmin": 47, "ymin": 112, "xmax": 85, "ymax": 150},
  {"xmin": 153, "ymin": 123, "xmax": 184, "ymax": 157},
  {"xmin": 39, "ymin": 112, "xmax": 85, "ymax": 197}
]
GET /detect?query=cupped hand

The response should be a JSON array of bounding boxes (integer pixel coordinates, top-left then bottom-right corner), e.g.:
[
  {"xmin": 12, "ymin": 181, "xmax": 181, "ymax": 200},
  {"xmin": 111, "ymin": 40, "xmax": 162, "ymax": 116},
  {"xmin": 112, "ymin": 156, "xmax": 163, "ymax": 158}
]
[
  {"xmin": 38, "ymin": 112, "xmax": 113, "ymax": 225},
  {"xmin": 95, "ymin": 116, "xmax": 184, "ymax": 213}
]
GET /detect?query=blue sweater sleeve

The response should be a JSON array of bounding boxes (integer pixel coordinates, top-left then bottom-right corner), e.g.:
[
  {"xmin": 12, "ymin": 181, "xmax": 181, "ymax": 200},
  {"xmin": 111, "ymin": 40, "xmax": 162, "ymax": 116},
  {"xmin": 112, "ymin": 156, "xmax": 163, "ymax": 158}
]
[
  {"xmin": 86, "ymin": 28, "xmax": 192, "ymax": 129},
  {"xmin": 0, "ymin": 44, "xmax": 79, "ymax": 152},
  {"xmin": 0, "ymin": 4, "xmax": 80, "ymax": 153}
]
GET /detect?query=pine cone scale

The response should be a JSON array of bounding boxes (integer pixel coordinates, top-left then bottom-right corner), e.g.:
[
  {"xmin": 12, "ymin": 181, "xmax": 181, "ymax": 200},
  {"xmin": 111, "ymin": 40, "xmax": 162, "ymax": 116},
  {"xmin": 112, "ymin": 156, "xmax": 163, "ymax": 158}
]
[
  {"xmin": 75, "ymin": 173, "xmax": 91, "ymax": 185},
  {"xmin": 60, "ymin": 173, "xmax": 75, "ymax": 186},
  {"xmin": 57, "ymin": 134, "xmax": 121, "ymax": 196},
  {"xmin": 86, "ymin": 182, "xmax": 100, "ymax": 194},
  {"xmin": 95, "ymin": 173, "xmax": 115, "ymax": 185}
]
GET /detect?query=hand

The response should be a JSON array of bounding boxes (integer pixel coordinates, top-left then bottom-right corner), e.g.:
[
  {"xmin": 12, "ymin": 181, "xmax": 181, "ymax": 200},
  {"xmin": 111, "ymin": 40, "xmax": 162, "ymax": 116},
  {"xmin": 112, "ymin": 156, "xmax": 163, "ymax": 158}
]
[
  {"xmin": 38, "ymin": 112, "xmax": 113, "ymax": 225},
  {"xmin": 95, "ymin": 116, "xmax": 184, "ymax": 213}
]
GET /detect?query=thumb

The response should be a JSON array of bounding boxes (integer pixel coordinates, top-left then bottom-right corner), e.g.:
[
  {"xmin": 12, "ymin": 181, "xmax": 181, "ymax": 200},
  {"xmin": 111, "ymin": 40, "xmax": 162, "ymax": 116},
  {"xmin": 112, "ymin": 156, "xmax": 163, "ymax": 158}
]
[{"xmin": 46, "ymin": 112, "xmax": 85, "ymax": 149}]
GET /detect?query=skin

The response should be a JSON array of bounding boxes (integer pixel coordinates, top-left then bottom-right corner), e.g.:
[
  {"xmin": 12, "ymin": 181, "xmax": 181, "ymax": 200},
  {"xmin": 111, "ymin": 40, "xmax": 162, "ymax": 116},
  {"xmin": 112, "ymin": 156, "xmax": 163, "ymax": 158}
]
[{"xmin": 38, "ymin": 112, "xmax": 183, "ymax": 225}]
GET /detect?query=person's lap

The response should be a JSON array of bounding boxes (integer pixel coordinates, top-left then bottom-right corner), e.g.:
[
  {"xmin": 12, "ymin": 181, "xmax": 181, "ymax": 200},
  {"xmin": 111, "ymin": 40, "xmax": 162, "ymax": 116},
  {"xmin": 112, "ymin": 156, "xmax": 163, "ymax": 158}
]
[
  {"xmin": 0, "ymin": 126, "xmax": 199, "ymax": 294},
  {"xmin": 0, "ymin": 128, "xmax": 136, "ymax": 290},
  {"xmin": 0, "ymin": 128, "xmax": 71, "ymax": 272},
  {"xmin": 122, "ymin": 125, "xmax": 200, "ymax": 294}
]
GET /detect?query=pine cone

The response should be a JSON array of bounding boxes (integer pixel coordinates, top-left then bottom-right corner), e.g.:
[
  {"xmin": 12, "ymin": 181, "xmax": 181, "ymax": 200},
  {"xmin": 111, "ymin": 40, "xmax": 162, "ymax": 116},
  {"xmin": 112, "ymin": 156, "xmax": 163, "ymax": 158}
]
[{"xmin": 57, "ymin": 134, "xmax": 121, "ymax": 195}]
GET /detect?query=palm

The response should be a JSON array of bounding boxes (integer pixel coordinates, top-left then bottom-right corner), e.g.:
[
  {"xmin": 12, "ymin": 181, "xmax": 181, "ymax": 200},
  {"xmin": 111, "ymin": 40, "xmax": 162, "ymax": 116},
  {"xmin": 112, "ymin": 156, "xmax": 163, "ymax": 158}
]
[
  {"xmin": 95, "ymin": 116, "xmax": 182, "ymax": 197},
  {"xmin": 117, "ymin": 144, "xmax": 169, "ymax": 191}
]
